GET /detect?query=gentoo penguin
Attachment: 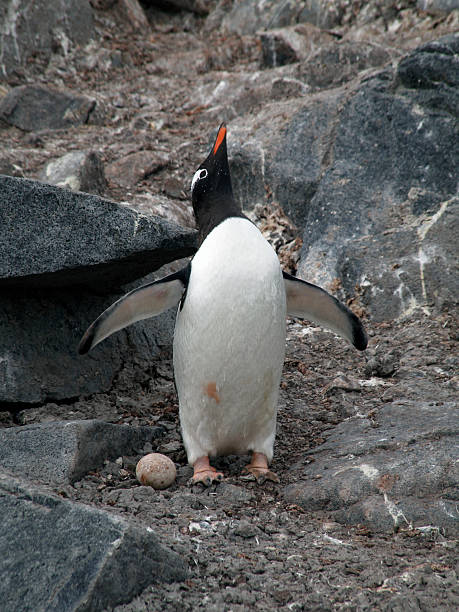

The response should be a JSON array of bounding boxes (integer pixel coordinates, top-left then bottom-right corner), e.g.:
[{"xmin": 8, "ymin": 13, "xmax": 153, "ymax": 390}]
[{"xmin": 78, "ymin": 123, "xmax": 367, "ymax": 485}]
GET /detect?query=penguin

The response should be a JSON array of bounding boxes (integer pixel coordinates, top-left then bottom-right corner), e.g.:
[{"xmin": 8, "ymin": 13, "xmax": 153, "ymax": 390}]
[{"xmin": 78, "ymin": 123, "xmax": 367, "ymax": 486}]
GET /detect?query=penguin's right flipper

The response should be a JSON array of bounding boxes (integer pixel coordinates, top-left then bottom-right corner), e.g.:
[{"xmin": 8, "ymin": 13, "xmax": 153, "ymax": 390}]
[
  {"xmin": 283, "ymin": 271, "xmax": 367, "ymax": 350},
  {"xmin": 78, "ymin": 265, "xmax": 191, "ymax": 355}
]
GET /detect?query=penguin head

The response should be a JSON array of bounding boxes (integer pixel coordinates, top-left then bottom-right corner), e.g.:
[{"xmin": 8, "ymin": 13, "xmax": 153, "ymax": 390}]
[{"xmin": 191, "ymin": 123, "xmax": 244, "ymax": 242}]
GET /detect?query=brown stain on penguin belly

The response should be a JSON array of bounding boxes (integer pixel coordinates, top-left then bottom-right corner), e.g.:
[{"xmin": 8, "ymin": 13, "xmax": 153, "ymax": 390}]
[{"xmin": 204, "ymin": 381, "xmax": 220, "ymax": 404}]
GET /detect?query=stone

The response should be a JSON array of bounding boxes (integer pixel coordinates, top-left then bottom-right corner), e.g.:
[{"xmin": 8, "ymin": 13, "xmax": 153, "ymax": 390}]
[
  {"xmin": 0, "ymin": 85, "xmax": 97, "ymax": 131},
  {"xmin": 260, "ymin": 29, "xmax": 305, "ymax": 68},
  {"xmin": 106, "ymin": 150, "xmax": 170, "ymax": 189},
  {"xmin": 129, "ymin": 193, "xmax": 195, "ymax": 228},
  {"xmin": 228, "ymin": 35, "xmax": 458, "ymax": 319},
  {"xmin": 114, "ymin": 0, "xmax": 150, "ymax": 33},
  {"xmin": 0, "ymin": 0, "xmax": 94, "ymax": 80},
  {"xmin": 259, "ymin": 23, "xmax": 335, "ymax": 69},
  {"xmin": 0, "ymin": 279, "xmax": 179, "ymax": 403},
  {"xmin": 0, "ymin": 411, "xmax": 13, "ymax": 427},
  {"xmin": 0, "ymin": 420, "xmax": 164, "ymax": 484},
  {"xmin": 160, "ymin": 0, "xmax": 214, "ymax": 15},
  {"xmin": 229, "ymin": 93, "xmax": 340, "ymax": 228},
  {"xmin": 296, "ymin": 41, "xmax": 395, "ymax": 91},
  {"xmin": 0, "ymin": 175, "xmax": 196, "ymax": 289},
  {"xmin": 0, "ymin": 176, "xmax": 197, "ymax": 403},
  {"xmin": 364, "ymin": 351, "xmax": 400, "ymax": 378},
  {"xmin": 260, "ymin": 30, "xmax": 394, "ymax": 80},
  {"xmin": 90, "ymin": 0, "xmax": 117, "ymax": 9},
  {"xmin": 233, "ymin": 519, "xmax": 262, "ymax": 538},
  {"xmin": 182, "ymin": 69, "xmax": 287, "ymax": 122},
  {"xmin": 398, "ymin": 33, "xmax": 459, "ymax": 85},
  {"xmin": 0, "ymin": 471, "xmax": 187, "ymax": 612},
  {"xmin": 339, "ymin": 197, "xmax": 458, "ymax": 321},
  {"xmin": 417, "ymin": 0, "xmax": 459, "ymax": 14},
  {"xmin": 162, "ymin": 176, "xmax": 188, "ymax": 200},
  {"xmin": 284, "ymin": 401, "xmax": 459, "ymax": 535},
  {"xmin": 297, "ymin": 0, "xmax": 346, "ymax": 29},
  {"xmin": 40, "ymin": 150, "xmax": 107, "ymax": 195},
  {"xmin": 211, "ymin": 0, "xmax": 341, "ymax": 36},
  {"xmin": 0, "ymin": 154, "xmax": 23, "ymax": 176}
]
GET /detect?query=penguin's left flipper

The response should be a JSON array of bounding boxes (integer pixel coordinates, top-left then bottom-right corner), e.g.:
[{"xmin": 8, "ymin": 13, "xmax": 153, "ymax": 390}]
[
  {"xmin": 78, "ymin": 265, "xmax": 191, "ymax": 355},
  {"xmin": 283, "ymin": 271, "xmax": 367, "ymax": 351}
]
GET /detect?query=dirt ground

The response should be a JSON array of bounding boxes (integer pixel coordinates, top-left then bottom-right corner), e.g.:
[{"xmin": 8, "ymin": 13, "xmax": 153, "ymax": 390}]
[{"xmin": 3, "ymin": 2, "xmax": 458, "ymax": 610}]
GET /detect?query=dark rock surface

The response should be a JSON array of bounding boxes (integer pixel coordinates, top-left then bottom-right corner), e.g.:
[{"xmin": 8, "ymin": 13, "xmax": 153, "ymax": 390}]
[
  {"xmin": 0, "ymin": 175, "xmax": 196, "ymax": 289},
  {"xmin": 339, "ymin": 196, "xmax": 458, "ymax": 321},
  {"xmin": 0, "ymin": 85, "xmax": 97, "ymax": 131},
  {"xmin": 0, "ymin": 0, "xmax": 94, "ymax": 80},
  {"xmin": 228, "ymin": 34, "xmax": 458, "ymax": 320},
  {"xmin": 418, "ymin": 0, "xmax": 459, "ymax": 14},
  {"xmin": 0, "ymin": 277, "xmax": 178, "ymax": 403},
  {"xmin": 0, "ymin": 471, "xmax": 187, "ymax": 612},
  {"xmin": 284, "ymin": 401, "xmax": 458, "ymax": 535},
  {"xmin": 0, "ymin": 420, "xmax": 164, "ymax": 484},
  {"xmin": 0, "ymin": 175, "xmax": 196, "ymax": 403},
  {"xmin": 160, "ymin": 0, "xmax": 214, "ymax": 15}
]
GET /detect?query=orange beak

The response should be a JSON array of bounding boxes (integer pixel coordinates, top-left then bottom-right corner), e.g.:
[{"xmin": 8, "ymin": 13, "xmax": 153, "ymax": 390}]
[{"xmin": 213, "ymin": 123, "xmax": 226, "ymax": 155}]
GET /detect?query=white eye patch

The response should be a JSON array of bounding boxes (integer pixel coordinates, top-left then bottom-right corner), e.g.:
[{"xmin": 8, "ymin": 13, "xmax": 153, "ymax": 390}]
[{"xmin": 191, "ymin": 168, "xmax": 208, "ymax": 192}]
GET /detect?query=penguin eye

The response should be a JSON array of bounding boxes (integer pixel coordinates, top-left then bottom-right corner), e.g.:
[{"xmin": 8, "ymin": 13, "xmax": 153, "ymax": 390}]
[{"xmin": 191, "ymin": 168, "xmax": 208, "ymax": 192}]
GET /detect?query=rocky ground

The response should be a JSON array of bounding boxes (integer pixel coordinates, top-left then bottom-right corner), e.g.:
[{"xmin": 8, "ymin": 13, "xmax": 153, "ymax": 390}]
[
  {"xmin": 16, "ymin": 311, "xmax": 458, "ymax": 611},
  {"xmin": 1, "ymin": 1, "xmax": 458, "ymax": 610}
]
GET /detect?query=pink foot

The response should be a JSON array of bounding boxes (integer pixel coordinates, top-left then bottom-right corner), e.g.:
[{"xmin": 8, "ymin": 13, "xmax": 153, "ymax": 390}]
[
  {"xmin": 242, "ymin": 452, "xmax": 280, "ymax": 484},
  {"xmin": 189, "ymin": 456, "xmax": 224, "ymax": 486}
]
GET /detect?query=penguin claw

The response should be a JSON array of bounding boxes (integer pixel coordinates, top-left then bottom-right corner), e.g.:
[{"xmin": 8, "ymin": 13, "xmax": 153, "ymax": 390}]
[
  {"xmin": 241, "ymin": 466, "xmax": 280, "ymax": 484},
  {"xmin": 242, "ymin": 452, "xmax": 280, "ymax": 484},
  {"xmin": 188, "ymin": 469, "xmax": 224, "ymax": 487}
]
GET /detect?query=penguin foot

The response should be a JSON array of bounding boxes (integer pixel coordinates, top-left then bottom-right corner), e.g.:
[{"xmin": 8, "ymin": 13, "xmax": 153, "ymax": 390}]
[
  {"xmin": 241, "ymin": 466, "xmax": 280, "ymax": 484},
  {"xmin": 188, "ymin": 456, "xmax": 224, "ymax": 487},
  {"xmin": 241, "ymin": 452, "xmax": 280, "ymax": 484}
]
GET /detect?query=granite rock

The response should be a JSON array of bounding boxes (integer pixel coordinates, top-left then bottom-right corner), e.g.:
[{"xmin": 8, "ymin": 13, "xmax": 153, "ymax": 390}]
[
  {"xmin": 228, "ymin": 34, "xmax": 458, "ymax": 320},
  {"xmin": 284, "ymin": 401, "xmax": 459, "ymax": 535},
  {"xmin": 0, "ymin": 471, "xmax": 187, "ymax": 612},
  {"xmin": 0, "ymin": 175, "xmax": 196, "ymax": 289},
  {"xmin": 0, "ymin": 420, "xmax": 164, "ymax": 484},
  {"xmin": 0, "ymin": 85, "xmax": 96, "ymax": 131},
  {"xmin": 0, "ymin": 176, "xmax": 196, "ymax": 403},
  {"xmin": 40, "ymin": 150, "xmax": 107, "ymax": 195},
  {"xmin": 0, "ymin": 0, "xmax": 94, "ymax": 80}
]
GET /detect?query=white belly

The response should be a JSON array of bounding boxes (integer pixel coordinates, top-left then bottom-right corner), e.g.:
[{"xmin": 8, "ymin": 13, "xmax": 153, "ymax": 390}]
[{"xmin": 173, "ymin": 218, "xmax": 286, "ymax": 465}]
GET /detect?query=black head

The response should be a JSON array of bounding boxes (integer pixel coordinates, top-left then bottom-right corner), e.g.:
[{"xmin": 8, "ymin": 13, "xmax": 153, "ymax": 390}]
[{"xmin": 191, "ymin": 123, "xmax": 245, "ymax": 243}]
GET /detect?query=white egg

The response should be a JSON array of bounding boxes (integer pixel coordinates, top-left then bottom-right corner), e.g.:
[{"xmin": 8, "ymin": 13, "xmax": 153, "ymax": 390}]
[{"xmin": 136, "ymin": 453, "xmax": 176, "ymax": 489}]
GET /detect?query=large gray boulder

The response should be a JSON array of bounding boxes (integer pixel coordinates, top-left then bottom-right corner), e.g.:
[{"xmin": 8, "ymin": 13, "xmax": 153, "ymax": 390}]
[
  {"xmin": 228, "ymin": 34, "xmax": 459, "ymax": 321},
  {"xmin": 0, "ymin": 176, "xmax": 196, "ymax": 289},
  {"xmin": 284, "ymin": 401, "xmax": 459, "ymax": 536},
  {"xmin": 0, "ymin": 0, "xmax": 94, "ymax": 79},
  {"xmin": 0, "ymin": 471, "xmax": 187, "ymax": 612},
  {"xmin": 0, "ymin": 420, "xmax": 164, "ymax": 485},
  {"xmin": 0, "ymin": 176, "xmax": 197, "ymax": 403}
]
